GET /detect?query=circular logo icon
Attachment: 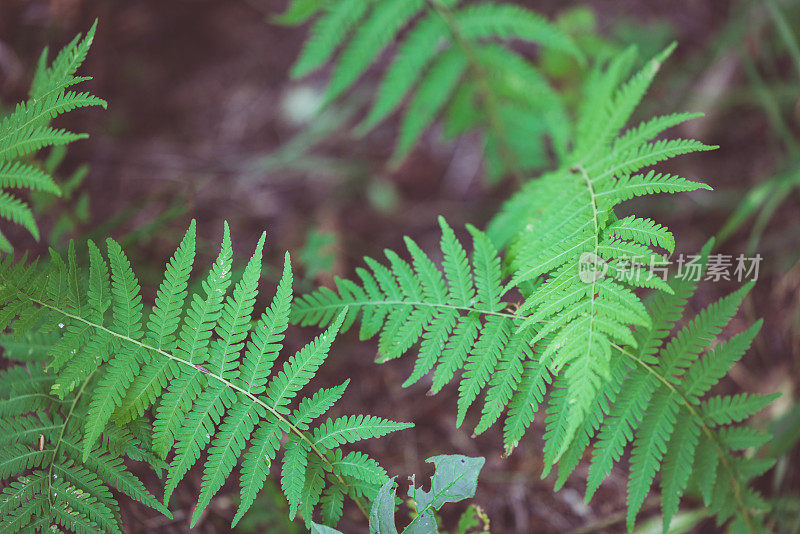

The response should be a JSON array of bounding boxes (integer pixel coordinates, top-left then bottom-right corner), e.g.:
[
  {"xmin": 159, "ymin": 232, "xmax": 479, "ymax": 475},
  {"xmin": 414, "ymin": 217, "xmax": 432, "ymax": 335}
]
[{"xmin": 578, "ymin": 252, "xmax": 607, "ymax": 283}]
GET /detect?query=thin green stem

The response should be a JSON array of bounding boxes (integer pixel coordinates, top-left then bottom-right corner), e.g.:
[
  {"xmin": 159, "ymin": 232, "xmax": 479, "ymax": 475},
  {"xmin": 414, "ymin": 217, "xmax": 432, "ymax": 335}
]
[
  {"xmin": 298, "ymin": 298, "xmax": 521, "ymax": 320},
  {"xmin": 46, "ymin": 368, "xmax": 96, "ymax": 506},
  {"xmin": 740, "ymin": 47, "xmax": 800, "ymax": 158}
]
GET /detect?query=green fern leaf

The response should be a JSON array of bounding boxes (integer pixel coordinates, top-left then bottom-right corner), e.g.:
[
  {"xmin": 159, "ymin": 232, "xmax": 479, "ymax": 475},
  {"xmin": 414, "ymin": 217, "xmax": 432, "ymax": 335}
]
[
  {"xmin": 626, "ymin": 387, "xmax": 680, "ymax": 530},
  {"xmin": 659, "ymin": 411, "xmax": 699, "ymax": 531},
  {"xmin": 702, "ymin": 392, "xmax": 780, "ymax": 426},
  {"xmin": 282, "ymin": 439, "xmax": 310, "ymax": 520},
  {"xmin": 474, "ymin": 330, "xmax": 528, "ymax": 436},
  {"xmin": 325, "ymin": 0, "xmax": 426, "ymax": 104},
  {"xmin": 392, "ymin": 49, "xmax": 468, "ymax": 163},
  {"xmin": 207, "ymin": 231, "xmax": 266, "ymax": 378},
  {"xmin": 153, "ymin": 223, "xmax": 233, "ymax": 456},
  {"xmin": 605, "ymin": 215, "xmax": 675, "ymax": 254},
  {"xmin": 238, "ymin": 252, "xmax": 293, "ymax": 394},
  {"xmin": 312, "ymin": 415, "xmax": 413, "ymax": 448},
  {"xmin": 357, "ymin": 12, "xmax": 448, "ymax": 134},
  {"xmin": 234, "ymin": 421, "xmax": 281, "ymax": 526},
  {"xmin": 0, "ymin": 161, "xmax": 60, "ymax": 195},
  {"xmin": 291, "ymin": 0, "xmax": 371, "ymax": 78},
  {"xmin": 0, "ymin": 192, "xmax": 38, "ymax": 240},
  {"xmin": 502, "ymin": 357, "xmax": 550, "ymax": 453},
  {"xmin": 456, "ymin": 3, "xmax": 582, "ymax": 59},
  {"xmin": 264, "ymin": 313, "xmax": 344, "ymax": 414},
  {"xmin": 457, "ymin": 316, "xmax": 509, "ymax": 427},
  {"xmin": 82, "ymin": 238, "xmax": 145, "ymax": 459}
]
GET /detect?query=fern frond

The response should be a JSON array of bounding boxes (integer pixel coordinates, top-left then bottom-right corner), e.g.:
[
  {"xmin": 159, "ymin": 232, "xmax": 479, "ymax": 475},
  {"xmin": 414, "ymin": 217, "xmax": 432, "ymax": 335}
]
[
  {"xmin": 502, "ymin": 357, "xmax": 550, "ymax": 453},
  {"xmin": 356, "ymin": 11, "xmax": 448, "ymax": 134},
  {"xmin": 0, "ymin": 222, "xmax": 412, "ymax": 530},
  {"xmin": 112, "ymin": 223, "xmax": 197, "ymax": 425},
  {"xmin": 606, "ymin": 216, "xmax": 675, "ymax": 255},
  {"xmin": 393, "ymin": 49, "xmax": 468, "ymax": 163},
  {"xmin": 291, "ymin": 0, "xmax": 372, "ymax": 78},
  {"xmin": 312, "ymin": 415, "xmax": 412, "ymax": 449},
  {"xmin": 290, "ymin": 43, "xmax": 777, "ymax": 528},
  {"xmin": 586, "ymin": 277, "xmax": 774, "ymax": 532},
  {"xmin": 0, "ymin": 192, "xmax": 39, "ymax": 240},
  {"xmin": 0, "ymin": 363, "xmax": 167, "ymax": 533},
  {"xmin": 287, "ymin": 0, "xmax": 580, "ymax": 175},
  {"xmin": 293, "ymin": 217, "xmax": 518, "ymax": 434},
  {"xmin": 0, "ymin": 22, "xmax": 105, "ymax": 250},
  {"xmin": 702, "ymin": 393, "xmax": 779, "ymax": 426},
  {"xmin": 474, "ymin": 48, "xmax": 721, "ymax": 464},
  {"xmin": 455, "ymin": 3, "xmax": 581, "ymax": 57},
  {"xmin": 0, "ymin": 161, "xmax": 61, "ymax": 195},
  {"xmin": 324, "ymin": 0, "xmax": 426, "ymax": 105}
]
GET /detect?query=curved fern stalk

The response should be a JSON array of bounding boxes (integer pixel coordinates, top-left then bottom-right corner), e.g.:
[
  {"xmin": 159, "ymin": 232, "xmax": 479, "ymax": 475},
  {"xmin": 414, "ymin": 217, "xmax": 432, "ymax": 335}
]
[
  {"xmin": 283, "ymin": 0, "xmax": 582, "ymax": 180},
  {"xmin": 0, "ymin": 22, "xmax": 106, "ymax": 250},
  {"xmin": 0, "ymin": 361, "xmax": 169, "ymax": 532},
  {"xmin": 0, "ymin": 222, "xmax": 413, "ymax": 529}
]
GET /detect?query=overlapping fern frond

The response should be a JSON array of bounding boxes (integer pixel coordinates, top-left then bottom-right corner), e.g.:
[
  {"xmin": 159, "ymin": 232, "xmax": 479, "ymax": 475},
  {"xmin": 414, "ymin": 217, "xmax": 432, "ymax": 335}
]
[
  {"xmin": 279, "ymin": 0, "xmax": 583, "ymax": 180},
  {"xmin": 0, "ymin": 22, "xmax": 106, "ymax": 250},
  {"xmin": 293, "ymin": 46, "xmax": 777, "ymax": 531},
  {"xmin": 0, "ymin": 221, "xmax": 412, "ymax": 530},
  {"xmin": 295, "ymin": 46, "xmax": 713, "ymax": 446},
  {"xmin": 0, "ymin": 360, "xmax": 168, "ymax": 532},
  {"xmin": 294, "ymin": 234, "xmax": 775, "ymax": 531}
]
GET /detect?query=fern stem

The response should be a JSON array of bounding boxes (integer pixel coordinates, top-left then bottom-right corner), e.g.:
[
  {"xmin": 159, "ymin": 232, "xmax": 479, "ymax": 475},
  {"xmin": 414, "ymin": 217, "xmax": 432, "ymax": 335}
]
[
  {"xmin": 22, "ymin": 296, "xmax": 371, "ymax": 520},
  {"xmin": 46, "ymin": 368, "xmax": 96, "ymax": 506},
  {"xmin": 300, "ymin": 298, "xmax": 521, "ymax": 320},
  {"xmin": 427, "ymin": 0, "xmax": 524, "ymax": 185},
  {"xmin": 611, "ymin": 342, "xmax": 757, "ymax": 533}
]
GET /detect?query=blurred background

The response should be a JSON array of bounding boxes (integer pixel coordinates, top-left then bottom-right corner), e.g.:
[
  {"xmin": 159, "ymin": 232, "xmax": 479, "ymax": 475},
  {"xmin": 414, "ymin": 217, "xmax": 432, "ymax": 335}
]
[{"xmin": 1, "ymin": 0, "xmax": 800, "ymax": 532}]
